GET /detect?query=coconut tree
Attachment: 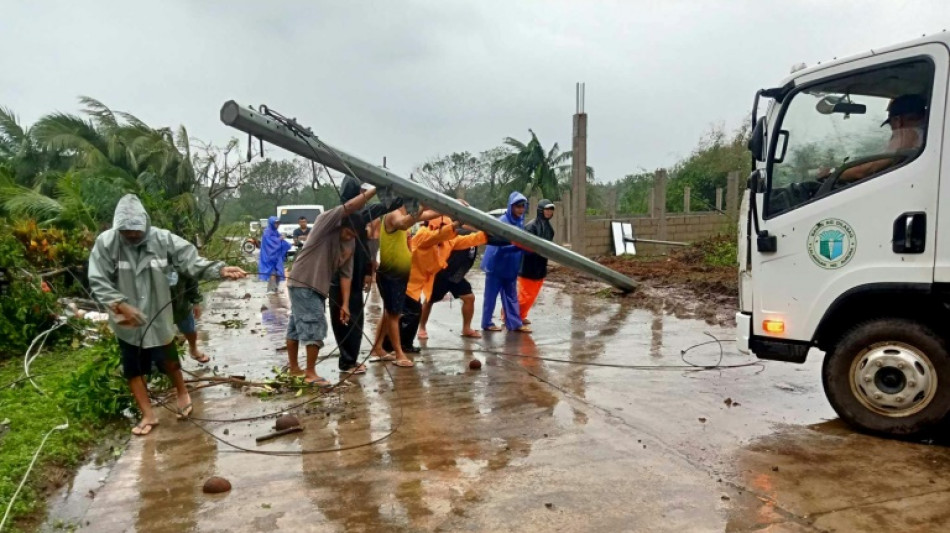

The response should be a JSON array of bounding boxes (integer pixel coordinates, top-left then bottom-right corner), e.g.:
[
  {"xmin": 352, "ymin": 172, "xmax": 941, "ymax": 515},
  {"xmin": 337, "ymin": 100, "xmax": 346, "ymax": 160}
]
[
  {"xmin": 493, "ymin": 129, "xmax": 593, "ymax": 201},
  {"xmin": 1, "ymin": 98, "xmax": 200, "ymax": 233}
]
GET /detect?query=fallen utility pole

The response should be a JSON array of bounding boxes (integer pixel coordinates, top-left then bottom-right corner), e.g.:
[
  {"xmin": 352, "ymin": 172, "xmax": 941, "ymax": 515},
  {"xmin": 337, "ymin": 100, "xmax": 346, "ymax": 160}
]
[{"xmin": 220, "ymin": 101, "xmax": 636, "ymax": 292}]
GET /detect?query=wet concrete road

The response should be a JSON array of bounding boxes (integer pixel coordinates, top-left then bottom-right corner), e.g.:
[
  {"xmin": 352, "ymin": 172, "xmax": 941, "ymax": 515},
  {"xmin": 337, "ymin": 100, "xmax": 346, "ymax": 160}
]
[{"xmin": 54, "ymin": 275, "xmax": 950, "ymax": 532}]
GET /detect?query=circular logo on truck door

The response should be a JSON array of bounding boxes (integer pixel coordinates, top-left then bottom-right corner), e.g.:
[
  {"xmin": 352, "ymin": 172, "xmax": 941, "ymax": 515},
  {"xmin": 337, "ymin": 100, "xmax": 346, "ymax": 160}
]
[{"xmin": 808, "ymin": 218, "xmax": 856, "ymax": 269}]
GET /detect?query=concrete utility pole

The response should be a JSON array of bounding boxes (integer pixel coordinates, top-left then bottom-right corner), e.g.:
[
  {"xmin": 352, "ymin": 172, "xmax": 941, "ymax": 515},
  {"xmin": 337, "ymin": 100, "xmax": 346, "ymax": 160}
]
[{"xmin": 571, "ymin": 82, "xmax": 588, "ymax": 254}]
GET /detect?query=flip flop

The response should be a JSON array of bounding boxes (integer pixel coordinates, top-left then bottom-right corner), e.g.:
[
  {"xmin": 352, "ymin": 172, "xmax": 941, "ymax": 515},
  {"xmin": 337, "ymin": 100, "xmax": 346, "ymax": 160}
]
[
  {"xmin": 306, "ymin": 377, "xmax": 333, "ymax": 388},
  {"xmin": 176, "ymin": 402, "xmax": 193, "ymax": 420},
  {"xmin": 343, "ymin": 365, "xmax": 367, "ymax": 375},
  {"xmin": 190, "ymin": 351, "xmax": 210, "ymax": 364},
  {"xmin": 392, "ymin": 359, "xmax": 415, "ymax": 368},
  {"xmin": 370, "ymin": 354, "xmax": 396, "ymax": 362},
  {"xmin": 132, "ymin": 421, "xmax": 158, "ymax": 436},
  {"xmin": 418, "ymin": 331, "xmax": 429, "ymax": 340},
  {"xmin": 484, "ymin": 325, "xmax": 503, "ymax": 332},
  {"xmin": 461, "ymin": 331, "xmax": 483, "ymax": 339},
  {"xmin": 513, "ymin": 326, "xmax": 533, "ymax": 333}
]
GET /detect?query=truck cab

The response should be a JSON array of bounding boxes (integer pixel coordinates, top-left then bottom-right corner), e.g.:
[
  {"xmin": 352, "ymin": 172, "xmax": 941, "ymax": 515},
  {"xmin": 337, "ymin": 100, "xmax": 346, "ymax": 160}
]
[
  {"xmin": 737, "ymin": 33, "xmax": 950, "ymax": 436},
  {"xmin": 276, "ymin": 204, "xmax": 324, "ymax": 256}
]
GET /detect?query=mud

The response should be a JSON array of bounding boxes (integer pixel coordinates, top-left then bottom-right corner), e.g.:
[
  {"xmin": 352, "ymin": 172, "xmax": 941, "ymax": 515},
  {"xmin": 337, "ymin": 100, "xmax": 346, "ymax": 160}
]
[
  {"xmin": 43, "ymin": 273, "xmax": 950, "ymax": 532},
  {"xmin": 547, "ymin": 253, "xmax": 738, "ymax": 326}
]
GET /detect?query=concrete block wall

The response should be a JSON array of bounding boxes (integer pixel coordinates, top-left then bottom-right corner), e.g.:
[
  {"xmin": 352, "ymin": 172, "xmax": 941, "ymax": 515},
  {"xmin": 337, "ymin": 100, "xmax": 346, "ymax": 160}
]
[{"xmin": 582, "ymin": 212, "xmax": 733, "ymax": 256}]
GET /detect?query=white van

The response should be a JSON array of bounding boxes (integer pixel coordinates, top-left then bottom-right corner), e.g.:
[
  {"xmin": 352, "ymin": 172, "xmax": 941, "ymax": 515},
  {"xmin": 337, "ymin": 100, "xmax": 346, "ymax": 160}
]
[{"xmin": 276, "ymin": 204, "xmax": 324, "ymax": 255}]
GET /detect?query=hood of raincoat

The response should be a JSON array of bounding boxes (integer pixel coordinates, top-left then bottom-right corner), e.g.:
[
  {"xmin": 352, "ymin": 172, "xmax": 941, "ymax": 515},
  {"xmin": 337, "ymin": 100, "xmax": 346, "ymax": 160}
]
[
  {"xmin": 340, "ymin": 175, "xmax": 361, "ymax": 202},
  {"xmin": 481, "ymin": 191, "xmax": 527, "ymax": 279},
  {"xmin": 113, "ymin": 194, "xmax": 151, "ymax": 236},
  {"xmin": 502, "ymin": 192, "xmax": 528, "ymax": 227}
]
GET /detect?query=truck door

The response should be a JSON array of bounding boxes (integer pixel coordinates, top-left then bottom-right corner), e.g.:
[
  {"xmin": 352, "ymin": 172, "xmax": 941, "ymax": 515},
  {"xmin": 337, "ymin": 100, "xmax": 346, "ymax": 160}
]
[{"xmin": 751, "ymin": 44, "xmax": 948, "ymax": 345}]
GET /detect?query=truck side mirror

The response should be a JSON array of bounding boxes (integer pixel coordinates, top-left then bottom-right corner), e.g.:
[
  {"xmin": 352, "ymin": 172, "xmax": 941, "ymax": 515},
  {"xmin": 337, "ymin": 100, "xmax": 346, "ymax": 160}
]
[{"xmin": 748, "ymin": 117, "xmax": 766, "ymax": 162}]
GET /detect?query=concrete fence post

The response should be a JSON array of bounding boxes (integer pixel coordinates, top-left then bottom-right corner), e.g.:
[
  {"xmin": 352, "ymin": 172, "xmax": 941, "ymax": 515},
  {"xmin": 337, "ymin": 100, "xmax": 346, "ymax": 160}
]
[
  {"xmin": 726, "ymin": 171, "xmax": 739, "ymax": 218},
  {"xmin": 562, "ymin": 189, "xmax": 572, "ymax": 246},
  {"xmin": 715, "ymin": 188, "xmax": 723, "ymax": 211},
  {"xmin": 684, "ymin": 186, "xmax": 691, "ymax": 214},
  {"xmin": 654, "ymin": 169, "xmax": 668, "ymax": 241}
]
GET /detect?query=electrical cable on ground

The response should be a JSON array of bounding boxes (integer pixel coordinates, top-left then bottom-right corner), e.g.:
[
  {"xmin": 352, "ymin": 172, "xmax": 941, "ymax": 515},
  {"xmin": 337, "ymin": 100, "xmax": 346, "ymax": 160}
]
[{"xmin": 0, "ymin": 420, "xmax": 69, "ymax": 532}]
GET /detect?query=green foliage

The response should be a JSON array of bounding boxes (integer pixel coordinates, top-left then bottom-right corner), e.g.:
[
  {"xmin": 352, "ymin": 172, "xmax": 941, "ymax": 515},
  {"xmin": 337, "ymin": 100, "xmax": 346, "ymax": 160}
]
[
  {"xmin": 0, "ymin": 227, "xmax": 61, "ymax": 360},
  {"xmin": 0, "ymin": 341, "xmax": 125, "ymax": 530},
  {"xmin": 692, "ymin": 234, "xmax": 739, "ymax": 267},
  {"xmin": 0, "ymin": 97, "xmax": 202, "ymax": 239},
  {"xmin": 62, "ymin": 341, "xmax": 132, "ymax": 421},
  {"xmin": 666, "ymin": 123, "xmax": 751, "ymax": 213}
]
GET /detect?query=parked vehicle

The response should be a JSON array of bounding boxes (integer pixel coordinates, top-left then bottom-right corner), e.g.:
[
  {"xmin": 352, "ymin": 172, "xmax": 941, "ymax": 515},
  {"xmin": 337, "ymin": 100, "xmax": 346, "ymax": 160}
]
[{"xmin": 737, "ymin": 32, "xmax": 949, "ymax": 436}]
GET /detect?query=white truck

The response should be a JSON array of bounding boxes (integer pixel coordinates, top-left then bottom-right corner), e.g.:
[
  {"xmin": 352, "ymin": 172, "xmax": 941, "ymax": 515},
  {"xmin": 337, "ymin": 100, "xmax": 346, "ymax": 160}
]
[
  {"xmin": 738, "ymin": 32, "xmax": 949, "ymax": 436},
  {"xmin": 276, "ymin": 204, "xmax": 324, "ymax": 256}
]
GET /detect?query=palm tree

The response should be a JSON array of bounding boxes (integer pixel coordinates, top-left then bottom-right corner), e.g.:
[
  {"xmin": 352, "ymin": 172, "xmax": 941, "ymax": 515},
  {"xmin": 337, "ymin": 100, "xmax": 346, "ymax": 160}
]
[
  {"xmin": 0, "ymin": 98, "xmax": 199, "ymax": 232},
  {"xmin": 493, "ymin": 129, "xmax": 593, "ymax": 201},
  {"xmin": 0, "ymin": 106, "xmax": 69, "ymax": 190}
]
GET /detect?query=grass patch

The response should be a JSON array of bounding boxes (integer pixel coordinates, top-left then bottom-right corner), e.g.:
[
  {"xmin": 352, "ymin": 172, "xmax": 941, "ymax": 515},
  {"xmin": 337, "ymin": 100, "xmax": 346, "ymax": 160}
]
[{"xmin": 0, "ymin": 341, "xmax": 128, "ymax": 532}]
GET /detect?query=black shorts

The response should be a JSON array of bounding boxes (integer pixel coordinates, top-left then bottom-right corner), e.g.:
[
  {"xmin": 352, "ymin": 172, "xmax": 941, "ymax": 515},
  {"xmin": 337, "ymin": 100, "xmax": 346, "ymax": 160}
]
[
  {"xmin": 117, "ymin": 339, "xmax": 179, "ymax": 379},
  {"xmin": 377, "ymin": 272, "xmax": 408, "ymax": 314},
  {"xmin": 430, "ymin": 273, "xmax": 473, "ymax": 303}
]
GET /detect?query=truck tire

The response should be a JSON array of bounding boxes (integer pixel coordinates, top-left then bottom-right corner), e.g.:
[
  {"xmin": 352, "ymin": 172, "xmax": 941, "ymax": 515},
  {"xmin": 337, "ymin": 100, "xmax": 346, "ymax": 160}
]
[{"xmin": 822, "ymin": 318, "xmax": 950, "ymax": 437}]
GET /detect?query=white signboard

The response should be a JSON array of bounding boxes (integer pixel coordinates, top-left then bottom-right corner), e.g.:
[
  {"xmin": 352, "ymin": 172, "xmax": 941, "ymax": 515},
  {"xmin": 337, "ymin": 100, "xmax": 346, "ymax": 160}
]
[{"xmin": 611, "ymin": 222, "xmax": 636, "ymax": 256}]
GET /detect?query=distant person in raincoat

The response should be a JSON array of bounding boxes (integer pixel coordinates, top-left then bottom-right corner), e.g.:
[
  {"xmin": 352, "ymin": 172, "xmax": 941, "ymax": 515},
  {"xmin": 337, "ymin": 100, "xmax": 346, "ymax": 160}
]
[
  {"xmin": 88, "ymin": 194, "xmax": 246, "ymax": 436},
  {"xmin": 481, "ymin": 191, "xmax": 531, "ymax": 333},
  {"xmin": 517, "ymin": 199, "xmax": 555, "ymax": 323},
  {"xmin": 259, "ymin": 216, "xmax": 291, "ymax": 293}
]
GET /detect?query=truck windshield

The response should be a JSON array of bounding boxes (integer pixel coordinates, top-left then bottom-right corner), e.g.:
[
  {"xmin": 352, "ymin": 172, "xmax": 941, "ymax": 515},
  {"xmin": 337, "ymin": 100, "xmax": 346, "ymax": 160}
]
[
  {"xmin": 278, "ymin": 208, "xmax": 322, "ymax": 225},
  {"xmin": 766, "ymin": 59, "xmax": 933, "ymax": 217}
]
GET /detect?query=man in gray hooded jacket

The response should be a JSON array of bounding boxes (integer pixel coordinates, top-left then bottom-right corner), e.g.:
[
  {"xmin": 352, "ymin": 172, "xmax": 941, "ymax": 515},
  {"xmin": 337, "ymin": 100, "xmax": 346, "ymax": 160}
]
[{"xmin": 88, "ymin": 194, "xmax": 246, "ymax": 436}]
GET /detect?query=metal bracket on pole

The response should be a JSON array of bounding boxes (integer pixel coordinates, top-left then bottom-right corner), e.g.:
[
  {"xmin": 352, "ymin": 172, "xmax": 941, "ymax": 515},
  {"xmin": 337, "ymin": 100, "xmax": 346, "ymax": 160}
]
[{"xmin": 219, "ymin": 101, "xmax": 636, "ymax": 292}]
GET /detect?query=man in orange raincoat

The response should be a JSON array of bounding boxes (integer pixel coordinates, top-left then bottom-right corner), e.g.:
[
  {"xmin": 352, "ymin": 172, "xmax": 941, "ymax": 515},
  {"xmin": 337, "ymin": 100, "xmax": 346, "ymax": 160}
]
[{"xmin": 399, "ymin": 213, "xmax": 487, "ymax": 349}]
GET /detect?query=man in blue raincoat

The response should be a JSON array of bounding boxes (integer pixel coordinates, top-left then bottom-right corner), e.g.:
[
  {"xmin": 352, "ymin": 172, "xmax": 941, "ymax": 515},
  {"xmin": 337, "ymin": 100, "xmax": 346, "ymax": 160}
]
[
  {"xmin": 480, "ymin": 191, "xmax": 531, "ymax": 333},
  {"xmin": 259, "ymin": 216, "xmax": 291, "ymax": 293}
]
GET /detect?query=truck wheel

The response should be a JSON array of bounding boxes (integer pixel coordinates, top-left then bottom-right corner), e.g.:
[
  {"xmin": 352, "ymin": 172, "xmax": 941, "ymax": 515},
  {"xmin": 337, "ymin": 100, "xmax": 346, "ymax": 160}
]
[
  {"xmin": 241, "ymin": 241, "xmax": 256, "ymax": 254},
  {"xmin": 822, "ymin": 318, "xmax": 950, "ymax": 436}
]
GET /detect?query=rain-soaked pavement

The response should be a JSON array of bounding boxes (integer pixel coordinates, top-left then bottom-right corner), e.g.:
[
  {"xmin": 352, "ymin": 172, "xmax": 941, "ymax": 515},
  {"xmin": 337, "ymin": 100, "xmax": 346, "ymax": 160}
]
[{"xmin": 45, "ymin": 275, "xmax": 950, "ymax": 532}]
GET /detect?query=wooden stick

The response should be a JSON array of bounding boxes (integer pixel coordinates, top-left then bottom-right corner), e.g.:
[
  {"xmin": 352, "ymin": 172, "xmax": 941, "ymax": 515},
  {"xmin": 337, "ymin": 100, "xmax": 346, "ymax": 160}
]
[{"xmin": 255, "ymin": 426, "xmax": 303, "ymax": 443}]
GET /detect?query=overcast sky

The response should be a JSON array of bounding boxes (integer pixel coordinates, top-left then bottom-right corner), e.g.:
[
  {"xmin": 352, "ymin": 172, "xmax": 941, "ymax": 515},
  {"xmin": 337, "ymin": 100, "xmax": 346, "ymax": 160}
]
[{"xmin": 2, "ymin": 0, "xmax": 948, "ymax": 182}]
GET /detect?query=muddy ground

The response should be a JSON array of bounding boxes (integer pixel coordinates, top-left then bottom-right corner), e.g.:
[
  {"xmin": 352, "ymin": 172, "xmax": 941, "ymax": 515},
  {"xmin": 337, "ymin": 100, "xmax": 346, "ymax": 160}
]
[{"xmin": 547, "ymin": 248, "xmax": 738, "ymax": 326}]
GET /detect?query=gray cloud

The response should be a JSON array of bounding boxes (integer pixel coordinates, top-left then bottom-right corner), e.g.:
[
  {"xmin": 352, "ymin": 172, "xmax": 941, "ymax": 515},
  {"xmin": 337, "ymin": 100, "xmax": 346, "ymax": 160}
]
[{"xmin": 2, "ymin": 0, "xmax": 947, "ymax": 181}]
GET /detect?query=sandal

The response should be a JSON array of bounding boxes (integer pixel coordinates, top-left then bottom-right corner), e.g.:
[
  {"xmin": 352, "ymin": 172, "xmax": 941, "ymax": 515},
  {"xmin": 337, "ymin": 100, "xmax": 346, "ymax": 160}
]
[
  {"xmin": 370, "ymin": 353, "xmax": 396, "ymax": 362},
  {"xmin": 523, "ymin": 319, "xmax": 532, "ymax": 325},
  {"xmin": 461, "ymin": 330, "xmax": 483, "ymax": 339},
  {"xmin": 306, "ymin": 377, "xmax": 333, "ymax": 388},
  {"xmin": 190, "ymin": 351, "xmax": 210, "ymax": 364},
  {"xmin": 132, "ymin": 421, "xmax": 158, "ymax": 436},
  {"xmin": 513, "ymin": 326, "xmax": 533, "ymax": 333},
  {"xmin": 176, "ymin": 402, "xmax": 193, "ymax": 420},
  {"xmin": 392, "ymin": 359, "xmax": 415, "ymax": 368},
  {"xmin": 343, "ymin": 365, "xmax": 367, "ymax": 375},
  {"xmin": 484, "ymin": 325, "xmax": 503, "ymax": 332}
]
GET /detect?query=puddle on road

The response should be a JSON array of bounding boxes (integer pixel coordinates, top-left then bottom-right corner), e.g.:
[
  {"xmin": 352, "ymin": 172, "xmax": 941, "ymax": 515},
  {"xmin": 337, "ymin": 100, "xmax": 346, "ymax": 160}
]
[{"xmin": 48, "ymin": 276, "xmax": 950, "ymax": 532}]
